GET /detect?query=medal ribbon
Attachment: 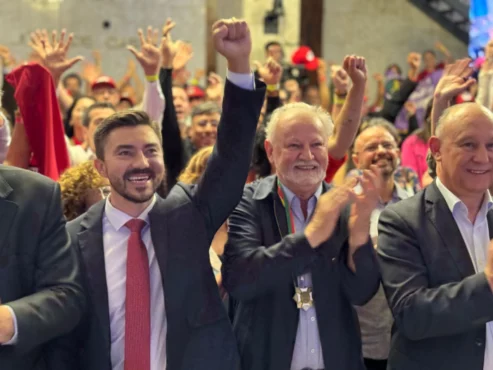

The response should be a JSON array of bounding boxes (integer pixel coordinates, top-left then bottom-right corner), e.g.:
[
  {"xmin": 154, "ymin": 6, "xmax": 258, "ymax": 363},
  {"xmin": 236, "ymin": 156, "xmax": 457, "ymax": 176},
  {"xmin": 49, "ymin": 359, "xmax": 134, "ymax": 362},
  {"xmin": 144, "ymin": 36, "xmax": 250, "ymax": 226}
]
[{"xmin": 277, "ymin": 179, "xmax": 296, "ymax": 234}]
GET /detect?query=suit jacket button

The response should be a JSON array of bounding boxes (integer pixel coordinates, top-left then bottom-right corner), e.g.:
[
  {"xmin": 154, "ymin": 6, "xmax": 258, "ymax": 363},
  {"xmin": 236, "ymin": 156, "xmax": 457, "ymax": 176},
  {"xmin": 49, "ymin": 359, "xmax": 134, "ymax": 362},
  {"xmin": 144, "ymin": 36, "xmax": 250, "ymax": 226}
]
[
  {"xmin": 475, "ymin": 339, "xmax": 483, "ymax": 347},
  {"xmin": 332, "ymin": 257, "xmax": 336, "ymax": 263}
]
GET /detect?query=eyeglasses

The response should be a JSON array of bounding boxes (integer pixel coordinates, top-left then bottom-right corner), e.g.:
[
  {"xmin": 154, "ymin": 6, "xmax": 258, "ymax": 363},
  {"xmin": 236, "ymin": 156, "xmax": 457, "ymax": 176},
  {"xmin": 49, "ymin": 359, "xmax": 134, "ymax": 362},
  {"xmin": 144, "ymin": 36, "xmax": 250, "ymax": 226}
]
[
  {"xmin": 99, "ymin": 186, "xmax": 111, "ymax": 199},
  {"xmin": 361, "ymin": 142, "xmax": 397, "ymax": 153}
]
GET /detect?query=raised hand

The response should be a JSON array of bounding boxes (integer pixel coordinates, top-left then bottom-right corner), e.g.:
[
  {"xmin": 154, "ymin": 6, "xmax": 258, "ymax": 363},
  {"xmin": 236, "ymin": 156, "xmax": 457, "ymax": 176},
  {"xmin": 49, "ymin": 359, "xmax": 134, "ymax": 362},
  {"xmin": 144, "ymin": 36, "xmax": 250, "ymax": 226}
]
[
  {"xmin": 160, "ymin": 18, "xmax": 181, "ymax": 69},
  {"xmin": 434, "ymin": 58, "xmax": 475, "ymax": 103},
  {"xmin": 343, "ymin": 55, "xmax": 367, "ymax": 87},
  {"xmin": 127, "ymin": 27, "xmax": 161, "ymax": 77},
  {"xmin": 253, "ymin": 57, "xmax": 283, "ymax": 85},
  {"xmin": 28, "ymin": 29, "xmax": 83, "ymax": 84},
  {"xmin": 331, "ymin": 65, "xmax": 350, "ymax": 95},
  {"xmin": 0, "ymin": 45, "xmax": 14, "ymax": 68},
  {"xmin": 407, "ymin": 52, "xmax": 421, "ymax": 71},
  {"xmin": 407, "ymin": 52, "xmax": 422, "ymax": 81},
  {"xmin": 212, "ymin": 18, "xmax": 251, "ymax": 73},
  {"xmin": 373, "ymin": 73, "xmax": 384, "ymax": 83},
  {"xmin": 206, "ymin": 72, "xmax": 224, "ymax": 103},
  {"xmin": 173, "ymin": 42, "xmax": 193, "ymax": 71},
  {"xmin": 304, "ymin": 176, "xmax": 358, "ymax": 248}
]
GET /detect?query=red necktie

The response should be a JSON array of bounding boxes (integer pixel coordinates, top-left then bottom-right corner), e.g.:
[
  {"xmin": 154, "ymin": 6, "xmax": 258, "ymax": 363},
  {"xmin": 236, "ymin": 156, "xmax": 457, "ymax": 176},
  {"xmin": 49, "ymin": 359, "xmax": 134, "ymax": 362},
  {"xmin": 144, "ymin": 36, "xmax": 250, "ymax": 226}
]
[{"xmin": 124, "ymin": 219, "xmax": 151, "ymax": 370}]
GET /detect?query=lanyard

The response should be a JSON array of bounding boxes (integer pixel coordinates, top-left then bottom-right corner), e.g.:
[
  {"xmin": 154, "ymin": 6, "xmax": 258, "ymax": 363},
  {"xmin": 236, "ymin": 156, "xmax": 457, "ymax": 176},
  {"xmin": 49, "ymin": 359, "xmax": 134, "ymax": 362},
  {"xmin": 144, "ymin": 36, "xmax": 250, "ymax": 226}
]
[
  {"xmin": 276, "ymin": 179, "xmax": 296, "ymax": 234},
  {"xmin": 277, "ymin": 179, "xmax": 315, "ymax": 311}
]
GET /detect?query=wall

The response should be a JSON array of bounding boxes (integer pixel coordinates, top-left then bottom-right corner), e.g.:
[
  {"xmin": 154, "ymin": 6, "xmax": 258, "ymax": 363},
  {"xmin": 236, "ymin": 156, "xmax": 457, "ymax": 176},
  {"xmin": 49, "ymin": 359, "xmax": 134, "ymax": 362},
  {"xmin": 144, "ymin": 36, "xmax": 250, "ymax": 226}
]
[
  {"xmin": 0, "ymin": 0, "xmax": 206, "ymax": 83},
  {"xmin": 322, "ymin": 0, "xmax": 468, "ymax": 99}
]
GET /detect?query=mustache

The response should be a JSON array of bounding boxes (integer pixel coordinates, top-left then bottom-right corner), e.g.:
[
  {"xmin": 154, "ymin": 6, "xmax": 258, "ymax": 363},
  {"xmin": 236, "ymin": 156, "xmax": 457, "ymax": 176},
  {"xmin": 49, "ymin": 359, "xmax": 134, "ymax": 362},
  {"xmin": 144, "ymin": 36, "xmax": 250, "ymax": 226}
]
[{"xmin": 124, "ymin": 168, "xmax": 155, "ymax": 179}]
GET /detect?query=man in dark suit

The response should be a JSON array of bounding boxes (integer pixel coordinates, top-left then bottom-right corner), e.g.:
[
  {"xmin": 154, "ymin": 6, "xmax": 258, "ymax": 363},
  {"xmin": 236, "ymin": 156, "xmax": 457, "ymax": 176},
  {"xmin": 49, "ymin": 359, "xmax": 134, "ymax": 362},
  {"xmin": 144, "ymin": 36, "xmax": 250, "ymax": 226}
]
[
  {"xmin": 222, "ymin": 56, "xmax": 381, "ymax": 370},
  {"xmin": 0, "ymin": 165, "xmax": 85, "ymax": 370},
  {"xmin": 377, "ymin": 58, "xmax": 493, "ymax": 370},
  {"xmin": 52, "ymin": 18, "xmax": 265, "ymax": 370}
]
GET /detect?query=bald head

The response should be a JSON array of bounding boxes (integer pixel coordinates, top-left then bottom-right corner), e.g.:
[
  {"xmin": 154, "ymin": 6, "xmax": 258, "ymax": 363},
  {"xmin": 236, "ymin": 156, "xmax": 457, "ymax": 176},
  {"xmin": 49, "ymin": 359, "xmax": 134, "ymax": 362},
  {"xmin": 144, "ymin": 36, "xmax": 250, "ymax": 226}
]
[
  {"xmin": 429, "ymin": 102, "xmax": 493, "ymax": 202},
  {"xmin": 435, "ymin": 103, "xmax": 493, "ymax": 139}
]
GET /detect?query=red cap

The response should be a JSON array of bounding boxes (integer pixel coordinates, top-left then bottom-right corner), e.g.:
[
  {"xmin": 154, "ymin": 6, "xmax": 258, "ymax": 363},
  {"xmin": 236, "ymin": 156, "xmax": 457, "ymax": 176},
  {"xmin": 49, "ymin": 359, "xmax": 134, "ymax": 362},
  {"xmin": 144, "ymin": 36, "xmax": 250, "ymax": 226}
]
[
  {"xmin": 186, "ymin": 85, "xmax": 206, "ymax": 99},
  {"xmin": 291, "ymin": 46, "xmax": 319, "ymax": 71},
  {"xmin": 91, "ymin": 76, "xmax": 117, "ymax": 90}
]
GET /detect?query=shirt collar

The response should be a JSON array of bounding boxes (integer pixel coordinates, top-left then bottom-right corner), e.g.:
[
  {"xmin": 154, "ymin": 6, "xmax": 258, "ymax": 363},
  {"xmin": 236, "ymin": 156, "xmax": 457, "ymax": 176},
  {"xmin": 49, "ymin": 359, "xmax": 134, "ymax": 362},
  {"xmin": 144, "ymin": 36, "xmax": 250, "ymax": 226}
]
[
  {"xmin": 436, "ymin": 177, "xmax": 493, "ymax": 216},
  {"xmin": 279, "ymin": 182, "xmax": 323, "ymax": 207},
  {"xmin": 104, "ymin": 194, "xmax": 157, "ymax": 231},
  {"xmin": 393, "ymin": 183, "xmax": 411, "ymax": 202}
]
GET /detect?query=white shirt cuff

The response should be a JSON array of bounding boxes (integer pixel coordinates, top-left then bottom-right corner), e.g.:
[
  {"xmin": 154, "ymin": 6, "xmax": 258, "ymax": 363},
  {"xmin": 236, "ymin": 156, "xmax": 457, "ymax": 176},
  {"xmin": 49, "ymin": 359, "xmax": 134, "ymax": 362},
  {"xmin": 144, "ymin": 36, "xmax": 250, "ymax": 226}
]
[
  {"xmin": 2, "ymin": 306, "xmax": 18, "ymax": 345},
  {"xmin": 226, "ymin": 70, "xmax": 255, "ymax": 91}
]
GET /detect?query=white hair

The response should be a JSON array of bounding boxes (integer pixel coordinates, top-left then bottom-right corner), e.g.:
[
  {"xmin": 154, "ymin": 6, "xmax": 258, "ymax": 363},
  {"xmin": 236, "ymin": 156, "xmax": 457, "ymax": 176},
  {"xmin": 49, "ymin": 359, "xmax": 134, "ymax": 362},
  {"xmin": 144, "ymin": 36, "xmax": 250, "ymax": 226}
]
[{"xmin": 265, "ymin": 102, "xmax": 334, "ymax": 143}]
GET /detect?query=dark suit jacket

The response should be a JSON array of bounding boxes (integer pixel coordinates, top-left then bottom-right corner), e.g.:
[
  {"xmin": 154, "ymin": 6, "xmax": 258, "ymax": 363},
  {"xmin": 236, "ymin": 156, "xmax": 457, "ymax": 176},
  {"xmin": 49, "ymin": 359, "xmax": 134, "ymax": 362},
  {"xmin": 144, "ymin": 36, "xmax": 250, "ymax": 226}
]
[
  {"xmin": 377, "ymin": 181, "xmax": 493, "ymax": 370},
  {"xmin": 222, "ymin": 175, "xmax": 381, "ymax": 370},
  {"xmin": 51, "ymin": 79, "xmax": 266, "ymax": 370},
  {"xmin": 0, "ymin": 166, "xmax": 85, "ymax": 370}
]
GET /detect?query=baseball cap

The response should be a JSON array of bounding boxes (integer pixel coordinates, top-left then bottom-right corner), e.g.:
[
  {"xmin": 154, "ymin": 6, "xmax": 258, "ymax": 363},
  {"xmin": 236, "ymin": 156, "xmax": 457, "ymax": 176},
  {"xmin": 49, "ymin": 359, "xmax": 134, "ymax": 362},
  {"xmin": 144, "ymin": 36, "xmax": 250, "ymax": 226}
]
[
  {"xmin": 291, "ymin": 46, "xmax": 319, "ymax": 71},
  {"xmin": 91, "ymin": 76, "xmax": 117, "ymax": 90},
  {"xmin": 186, "ymin": 85, "xmax": 206, "ymax": 99}
]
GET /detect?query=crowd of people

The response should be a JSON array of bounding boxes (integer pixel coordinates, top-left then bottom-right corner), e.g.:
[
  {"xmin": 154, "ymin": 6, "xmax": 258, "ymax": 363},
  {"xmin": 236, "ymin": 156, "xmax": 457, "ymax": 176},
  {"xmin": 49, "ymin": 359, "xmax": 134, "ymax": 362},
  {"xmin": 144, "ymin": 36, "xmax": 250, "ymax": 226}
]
[{"xmin": 0, "ymin": 14, "xmax": 492, "ymax": 370}]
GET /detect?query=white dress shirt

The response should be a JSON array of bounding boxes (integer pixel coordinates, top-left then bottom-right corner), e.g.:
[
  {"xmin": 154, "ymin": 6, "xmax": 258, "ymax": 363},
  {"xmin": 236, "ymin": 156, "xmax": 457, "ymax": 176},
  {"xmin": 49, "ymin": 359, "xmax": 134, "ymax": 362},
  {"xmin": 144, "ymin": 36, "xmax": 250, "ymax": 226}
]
[
  {"xmin": 103, "ymin": 195, "xmax": 167, "ymax": 370},
  {"xmin": 436, "ymin": 178, "xmax": 493, "ymax": 370}
]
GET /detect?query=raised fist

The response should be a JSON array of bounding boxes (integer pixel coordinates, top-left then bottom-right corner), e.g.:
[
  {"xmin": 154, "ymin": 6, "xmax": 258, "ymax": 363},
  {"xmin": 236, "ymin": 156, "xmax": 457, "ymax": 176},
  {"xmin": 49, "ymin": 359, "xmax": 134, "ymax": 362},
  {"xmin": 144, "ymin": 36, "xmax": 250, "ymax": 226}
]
[{"xmin": 212, "ymin": 18, "xmax": 251, "ymax": 73}]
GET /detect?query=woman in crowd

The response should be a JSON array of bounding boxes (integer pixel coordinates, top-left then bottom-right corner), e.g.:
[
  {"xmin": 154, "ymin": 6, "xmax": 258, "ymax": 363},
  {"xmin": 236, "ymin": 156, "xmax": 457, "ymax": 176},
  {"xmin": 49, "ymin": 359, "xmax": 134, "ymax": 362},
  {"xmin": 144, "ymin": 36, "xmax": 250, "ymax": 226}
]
[{"xmin": 59, "ymin": 160, "xmax": 110, "ymax": 221}]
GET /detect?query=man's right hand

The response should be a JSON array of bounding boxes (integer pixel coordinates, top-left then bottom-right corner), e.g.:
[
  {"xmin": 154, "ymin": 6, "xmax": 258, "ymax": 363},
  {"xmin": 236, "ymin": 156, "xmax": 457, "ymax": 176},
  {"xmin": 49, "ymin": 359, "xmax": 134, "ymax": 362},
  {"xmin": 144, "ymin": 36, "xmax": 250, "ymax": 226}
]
[
  {"xmin": 212, "ymin": 18, "xmax": 251, "ymax": 74},
  {"xmin": 304, "ymin": 177, "xmax": 358, "ymax": 248}
]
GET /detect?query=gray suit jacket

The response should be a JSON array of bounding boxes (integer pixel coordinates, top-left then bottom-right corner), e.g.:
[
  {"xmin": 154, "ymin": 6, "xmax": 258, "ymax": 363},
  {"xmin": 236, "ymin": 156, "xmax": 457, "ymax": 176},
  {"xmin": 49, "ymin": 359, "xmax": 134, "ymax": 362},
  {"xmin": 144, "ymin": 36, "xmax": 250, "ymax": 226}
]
[
  {"xmin": 377, "ymin": 181, "xmax": 493, "ymax": 370},
  {"xmin": 0, "ymin": 166, "xmax": 85, "ymax": 370}
]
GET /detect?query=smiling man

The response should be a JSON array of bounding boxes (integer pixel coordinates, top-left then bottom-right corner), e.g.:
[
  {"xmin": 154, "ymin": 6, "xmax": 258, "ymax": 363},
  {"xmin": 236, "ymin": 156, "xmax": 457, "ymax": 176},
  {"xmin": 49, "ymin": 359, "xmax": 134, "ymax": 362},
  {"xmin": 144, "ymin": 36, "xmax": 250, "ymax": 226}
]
[
  {"xmin": 52, "ymin": 18, "xmax": 266, "ymax": 370},
  {"xmin": 350, "ymin": 120, "xmax": 410, "ymax": 370},
  {"xmin": 377, "ymin": 101, "xmax": 493, "ymax": 370},
  {"xmin": 222, "ymin": 55, "xmax": 382, "ymax": 370}
]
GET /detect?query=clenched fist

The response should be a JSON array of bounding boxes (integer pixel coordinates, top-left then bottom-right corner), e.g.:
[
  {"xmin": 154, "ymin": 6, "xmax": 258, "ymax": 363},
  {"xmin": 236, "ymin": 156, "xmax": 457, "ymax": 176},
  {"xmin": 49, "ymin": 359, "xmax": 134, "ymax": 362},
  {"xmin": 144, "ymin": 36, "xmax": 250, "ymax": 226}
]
[{"xmin": 212, "ymin": 18, "xmax": 251, "ymax": 73}]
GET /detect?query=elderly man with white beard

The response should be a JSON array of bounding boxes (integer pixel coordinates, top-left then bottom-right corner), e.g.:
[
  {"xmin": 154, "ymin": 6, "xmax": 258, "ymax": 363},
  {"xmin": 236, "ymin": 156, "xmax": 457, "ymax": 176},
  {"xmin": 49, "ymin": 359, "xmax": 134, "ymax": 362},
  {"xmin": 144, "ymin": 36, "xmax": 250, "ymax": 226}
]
[{"xmin": 222, "ymin": 56, "xmax": 382, "ymax": 370}]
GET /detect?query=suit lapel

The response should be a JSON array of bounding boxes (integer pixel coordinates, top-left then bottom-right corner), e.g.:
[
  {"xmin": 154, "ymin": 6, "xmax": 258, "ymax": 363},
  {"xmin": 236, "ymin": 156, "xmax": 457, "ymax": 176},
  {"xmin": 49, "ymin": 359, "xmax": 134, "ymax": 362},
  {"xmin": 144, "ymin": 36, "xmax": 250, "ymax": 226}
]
[
  {"xmin": 78, "ymin": 202, "xmax": 111, "ymax": 351},
  {"xmin": 148, "ymin": 197, "xmax": 169, "ymax": 285},
  {"xmin": 0, "ymin": 174, "xmax": 16, "ymax": 257},
  {"xmin": 425, "ymin": 182, "xmax": 475, "ymax": 278}
]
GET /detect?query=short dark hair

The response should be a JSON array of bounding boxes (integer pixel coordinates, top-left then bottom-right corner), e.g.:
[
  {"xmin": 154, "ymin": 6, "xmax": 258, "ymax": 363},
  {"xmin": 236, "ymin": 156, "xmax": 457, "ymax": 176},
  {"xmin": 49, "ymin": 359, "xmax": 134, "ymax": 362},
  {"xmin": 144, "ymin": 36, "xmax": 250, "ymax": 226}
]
[
  {"xmin": 265, "ymin": 41, "xmax": 282, "ymax": 52},
  {"xmin": 93, "ymin": 110, "xmax": 162, "ymax": 160},
  {"xmin": 358, "ymin": 118, "xmax": 400, "ymax": 145},
  {"xmin": 63, "ymin": 73, "xmax": 82, "ymax": 88},
  {"xmin": 191, "ymin": 102, "xmax": 222, "ymax": 119},
  {"xmin": 82, "ymin": 102, "xmax": 115, "ymax": 128}
]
